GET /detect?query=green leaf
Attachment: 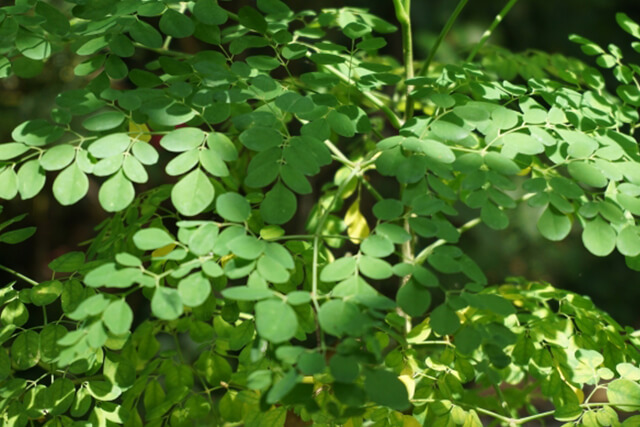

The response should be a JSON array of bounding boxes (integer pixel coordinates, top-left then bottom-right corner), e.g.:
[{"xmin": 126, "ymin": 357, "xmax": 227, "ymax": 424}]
[
  {"xmin": 188, "ymin": 223, "xmax": 219, "ymax": 256},
  {"xmin": 35, "ymin": 2, "xmax": 70, "ymax": 36},
  {"xmin": 228, "ymin": 235, "xmax": 266, "ymax": 260},
  {"xmin": 568, "ymin": 162, "xmax": 608, "ymax": 188},
  {"xmin": 131, "ymin": 141, "xmax": 159, "ymax": 165},
  {"xmin": 255, "ymin": 299, "xmax": 298, "ymax": 343},
  {"xmin": 500, "ymin": 132, "xmax": 544, "ymax": 157},
  {"xmin": 16, "ymin": 28, "xmax": 51, "ymax": 60},
  {"xmin": 420, "ymin": 139, "xmax": 456, "ymax": 164},
  {"xmin": 49, "ymin": 251, "xmax": 85, "ymax": 272},
  {"xmin": 161, "ymin": 127, "xmax": 205, "ymax": 152},
  {"xmin": 17, "ymin": 160, "xmax": 45, "ymax": 199},
  {"xmin": 280, "ymin": 164, "xmax": 311, "ymax": 194},
  {"xmin": 0, "ymin": 349, "xmax": 9, "ymax": 380},
  {"xmin": 257, "ymin": 255, "xmax": 290, "ymax": 284},
  {"xmin": 0, "ymin": 142, "xmax": 29, "ymax": 160},
  {"xmin": 397, "ymin": 280, "xmax": 431, "ymax": 317},
  {"xmin": 89, "ymin": 133, "xmax": 131, "ymax": 158},
  {"xmin": 123, "ymin": 156, "xmax": 148, "ymax": 183},
  {"xmin": 178, "ymin": 272, "xmax": 211, "ymax": 307},
  {"xmin": 239, "ymin": 126, "xmax": 283, "ymax": 151},
  {"xmin": 358, "ymin": 255, "xmax": 392, "ymax": 280},
  {"xmin": 617, "ymin": 226, "xmax": 640, "ymax": 257},
  {"xmin": 166, "ymin": 149, "xmax": 199, "ymax": 176},
  {"xmin": 160, "ymin": 9, "xmax": 195, "ymax": 38},
  {"xmin": 0, "ymin": 227, "xmax": 36, "ymax": 244},
  {"xmin": 238, "ymin": 6, "xmax": 267, "ymax": 34},
  {"xmin": 318, "ymin": 300, "xmax": 364, "ymax": 337},
  {"xmin": 260, "ymin": 182, "xmax": 296, "ymax": 225},
  {"xmin": 193, "ymin": 0, "xmax": 228, "ymax": 25},
  {"xmin": 372, "ymin": 199, "xmax": 403, "ymax": 220},
  {"xmin": 364, "ymin": 369, "xmax": 410, "ymax": 411},
  {"xmin": 40, "ymin": 144, "xmax": 75, "ymax": 171},
  {"xmin": 53, "ymin": 162, "xmax": 89, "ymax": 205},
  {"xmin": 221, "ymin": 286, "xmax": 273, "ymax": 301},
  {"xmin": 327, "ymin": 110, "xmax": 355, "ymax": 137},
  {"xmin": 102, "ymin": 299, "xmax": 133, "ymax": 335},
  {"xmin": 617, "ymin": 13, "xmax": 640, "ymax": 39},
  {"xmin": 82, "ymin": 111, "xmax": 125, "ymax": 132},
  {"xmin": 171, "ymin": 169, "xmax": 215, "ymax": 216},
  {"xmin": 321, "ymin": 257, "xmax": 357, "ymax": 282},
  {"xmin": 330, "ymin": 355, "xmax": 359, "ymax": 383},
  {"xmin": 484, "ymin": 152, "xmax": 520, "ymax": 175},
  {"xmin": 430, "ymin": 303, "xmax": 460, "ymax": 335},
  {"xmin": 133, "ymin": 228, "xmax": 174, "ymax": 250},
  {"xmin": 0, "ymin": 167, "xmax": 18, "ymax": 199},
  {"xmin": 151, "ymin": 287, "xmax": 183, "ymax": 320},
  {"xmin": 129, "ymin": 20, "xmax": 162, "ymax": 48},
  {"xmin": 582, "ymin": 217, "xmax": 616, "ymax": 257},
  {"xmin": 216, "ymin": 192, "xmax": 251, "ymax": 222},
  {"xmin": 11, "ymin": 330, "xmax": 39, "ymax": 370},
  {"xmin": 480, "ymin": 203, "xmax": 509, "ymax": 230},
  {"xmin": 199, "ymin": 149, "xmax": 229, "ymax": 177},
  {"xmin": 98, "ymin": 170, "xmax": 135, "ymax": 212},
  {"xmin": 361, "ymin": 235, "xmax": 394, "ymax": 258},
  {"xmin": 607, "ymin": 379, "xmax": 640, "ymax": 412},
  {"xmin": 537, "ymin": 207, "xmax": 571, "ymax": 241},
  {"xmin": 30, "ymin": 280, "xmax": 63, "ymax": 306}
]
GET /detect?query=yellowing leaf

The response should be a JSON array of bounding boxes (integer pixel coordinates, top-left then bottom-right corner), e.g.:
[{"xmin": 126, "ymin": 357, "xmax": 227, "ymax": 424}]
[
  {"xmin": 151, "ymin": 243, "xmax": 175, "ymax": 258},
  {"xmin": 517, "ymin": 166, "xmax": 532, "ymax": 176},
  {"xmin": 129, "ymin": 121, "xmax": 152, "ymax": 143},
  {"xmin": 220, "ymin": 253, "xmax": 235, "ymax": 267},
  {"xmin": 402, "ymin": 415, "xmax": 421, "ymax": 427},
  {"xmin": 398, "ymin": 374, "xmax": 415, "ymax": 399},
  {"xmin": 345, "ymin": 199, "xmax": 369, "ymax": 243}
]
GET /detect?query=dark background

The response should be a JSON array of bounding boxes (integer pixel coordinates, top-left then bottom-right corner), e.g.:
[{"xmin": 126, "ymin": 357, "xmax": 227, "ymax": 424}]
[{"xmin": 1, "ymin": 0, "xmax": 640, "ymax": 326}]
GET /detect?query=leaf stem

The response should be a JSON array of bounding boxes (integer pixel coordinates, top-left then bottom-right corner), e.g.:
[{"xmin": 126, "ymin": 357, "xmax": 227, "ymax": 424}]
[
  {"xmin": 162, "ymin": 2, "xmax": 188, "ymax": 50},
  {"xmin": 311, "ymin": 167, "xmax": 360, "ymax": 353},
  {"xmin": 413, "ymin": 217, "xmax": 482, "ymax": 265},
  {"xmin": 419, "ymin": 0, "xmax": 469, "ymax": 75},
  {"xmin": 466, "ymin": 0, "xmax": 520, "ymax": 62},
  {"xmin": 392, "ymin": 0, "xmax": 415, "ymax": 121},
  {"xmin": 0, "ymin": 264, "xmax": 39, "ymax": 286},
  {"xmin": 319, "ymin": 63, "xmax": 402, "ymax": 129}
]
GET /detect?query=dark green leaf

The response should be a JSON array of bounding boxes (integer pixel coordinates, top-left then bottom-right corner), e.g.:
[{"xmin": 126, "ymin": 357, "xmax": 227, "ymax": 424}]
[
  {"xmin": 160, "ymin": 9, "xmax": 195, "ymax": 38},
  {"xmin": 260, "ymin": 182, "xmax": 296, "ymax": 225},
  {"xmin": 364, "ymin": 369, "xmax": 409, "ymax": 411}
]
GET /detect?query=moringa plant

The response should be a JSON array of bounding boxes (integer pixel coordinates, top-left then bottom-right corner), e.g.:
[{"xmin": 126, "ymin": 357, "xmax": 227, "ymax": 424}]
[{"xmin": 0, "ymin": 0, "xmax": 640, "ymax": 425}]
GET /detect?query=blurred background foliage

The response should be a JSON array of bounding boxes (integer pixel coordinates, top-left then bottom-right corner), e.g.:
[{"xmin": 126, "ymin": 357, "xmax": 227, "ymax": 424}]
[{"xmin": 2, "ymin": 0, "xmax": 640, "ymax": 326}]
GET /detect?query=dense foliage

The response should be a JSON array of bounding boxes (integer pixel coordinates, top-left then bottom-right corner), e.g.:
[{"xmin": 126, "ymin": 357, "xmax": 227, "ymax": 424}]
[{"xmin": 1, "ymin": 0, "xmax": 640, "ymax": 425}]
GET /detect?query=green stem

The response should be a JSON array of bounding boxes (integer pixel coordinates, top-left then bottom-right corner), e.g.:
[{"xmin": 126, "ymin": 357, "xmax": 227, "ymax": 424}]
[
  {"xmin": 466, "ymin": 0, "xmax": 520, "ymax": 62},
  {"xmin": 419, "ymin": 0, "xmax": 469, "ymax": 75},
  {"xmin": 392, "ymin": 0, "xmax": 415, "ymax": 121},
  {"xmin": 324, "ymin": 140, "xmax": 355, "ymax": 167},
  {"xmin": 359, "ymin": 176, "xmax": 384, "ymax": 202},
  {"xmin": 311, "ymin": 167, "xmax": 360, "ymax": 353},
  {"xmin": 162, "ymin": 3, "xmax": 188, "ymax": 50},
  {"xmin": 414, "ymin": 217, "xmax": 481, "ymax": 265},
  {"xmin": 319, "ymin": 62, "xmax": 402, "ymax": 129},
  {"xmin": 0, "ymin": 264, "xmax": 39, "ymax": 286},
  {"xmin": 410, "ymin": 400, "xmax": 632, "ymax": 425}
]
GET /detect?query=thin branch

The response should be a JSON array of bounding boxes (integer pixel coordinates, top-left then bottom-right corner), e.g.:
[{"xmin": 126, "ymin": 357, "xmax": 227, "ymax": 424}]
[
  {"xmin": 0, "ymin": 264, "xmax": 39, "ymax": 286},
  {"xmin": 319, "ymin": 62, "xmax": 402, "ymax": 129},
  {"xmin": 414, "ymin": 217, "xmax": 482, "ymax": 265},
  {"xmin": 392, "ymin": 0, "xmax": 415, "ymax": 121},
  {"xmin": 466, "ymin": 0, "xmax": 520, "ymax": 62},
  {"xmin": 418, "ymin": 0, "xmax": 469, "ymax": 76},
  {"xmin": 311, "ymin": 167, "xmax": 360, "ymax": 354}
]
